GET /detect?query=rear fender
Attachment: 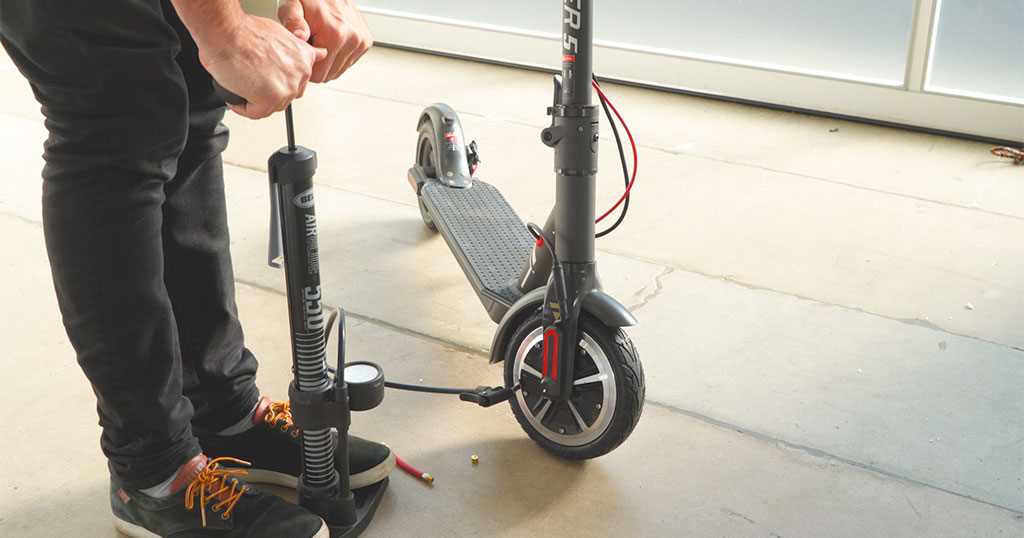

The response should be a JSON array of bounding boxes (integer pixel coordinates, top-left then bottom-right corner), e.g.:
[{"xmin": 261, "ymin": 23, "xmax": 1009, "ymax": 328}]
[{"xmin": 417, "ymin": 103, "xmax": 472, "ymax": 188}]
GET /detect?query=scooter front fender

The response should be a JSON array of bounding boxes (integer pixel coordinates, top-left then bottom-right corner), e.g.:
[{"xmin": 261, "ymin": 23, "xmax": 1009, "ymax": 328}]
[{"xmin": 489, "ymin": 288, "xmax": 637, "ymax": 364}]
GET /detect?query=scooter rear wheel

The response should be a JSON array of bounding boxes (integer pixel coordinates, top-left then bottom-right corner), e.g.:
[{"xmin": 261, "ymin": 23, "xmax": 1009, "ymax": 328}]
[
  {"xmin": 415, "ymin": 120, "xmax": 440, "ymax": 231},
  {"xmin": 504, "ymin": 311, "xmax": 644, "ymax": 459}
]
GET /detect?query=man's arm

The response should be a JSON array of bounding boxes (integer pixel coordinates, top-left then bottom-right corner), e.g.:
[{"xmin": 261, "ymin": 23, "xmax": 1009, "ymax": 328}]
[
  {"xmin": 170, "ymin": 0, "xmax": 326, "ymax": 119},
  {"xmin": 169, "ymin": 0, "xmax": 246, "ymax": 43}
]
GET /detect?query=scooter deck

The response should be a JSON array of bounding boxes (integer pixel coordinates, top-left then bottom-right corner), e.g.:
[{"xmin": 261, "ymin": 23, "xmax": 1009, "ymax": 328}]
[{"xmin": 421, "ymin": 180, "xmax": 532, "ymax": 322}]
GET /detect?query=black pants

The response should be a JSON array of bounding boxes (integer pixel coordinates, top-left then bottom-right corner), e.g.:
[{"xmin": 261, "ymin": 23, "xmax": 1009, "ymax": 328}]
[{"xmin": 1, "ymin": 0, "xmax": 259, "ymax": 489}]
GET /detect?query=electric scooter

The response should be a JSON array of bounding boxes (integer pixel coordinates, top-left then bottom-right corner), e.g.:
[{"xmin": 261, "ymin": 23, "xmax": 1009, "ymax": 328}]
[
  {"xmin": 214, "ymin": 86, "xmax": 387, "ymax": 537},
  {"xmin": 406, "ymin": 0, "xmax": 645, "ymax": 459}
]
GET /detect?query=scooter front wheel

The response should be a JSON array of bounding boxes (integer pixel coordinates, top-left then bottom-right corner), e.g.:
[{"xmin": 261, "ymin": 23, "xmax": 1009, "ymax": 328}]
[{"xmin": 504, "ymin": 311, "xmax": 644, "ymax": 459}]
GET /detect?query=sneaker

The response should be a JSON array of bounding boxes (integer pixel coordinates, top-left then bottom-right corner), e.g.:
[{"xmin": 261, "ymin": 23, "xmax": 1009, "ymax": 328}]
[
  {"xmin": 111, "ymin": 454, "xmax": 327, "ymax": 538},
  {"xmin": 198, "ymin": 397, "xmax": 395, "ymax": 489}
]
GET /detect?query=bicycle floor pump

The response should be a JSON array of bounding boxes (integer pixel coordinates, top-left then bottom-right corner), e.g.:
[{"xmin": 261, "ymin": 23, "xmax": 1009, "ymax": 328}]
[{"xmin": 214, "ymin": 83, "xmax": 387, "ymax": 537}]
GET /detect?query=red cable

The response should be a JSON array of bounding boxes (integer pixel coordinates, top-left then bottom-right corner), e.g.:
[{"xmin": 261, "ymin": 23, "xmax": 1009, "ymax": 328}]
[
  {"xmin": 394, "ymin": 452, "xmax": 433, "ymax": 484},
  {"xmin": 592, "ymin": 80, "xmax": 638, "ymax": 223}
]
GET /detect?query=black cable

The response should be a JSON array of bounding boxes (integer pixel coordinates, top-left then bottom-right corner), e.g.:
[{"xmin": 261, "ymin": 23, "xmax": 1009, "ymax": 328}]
[
  {"xmin": 324, "ymin": 310, "xmax": 473, "ymax": 396},
  {"xmin": 384, "ymin": 381, "xmax": 473, "ymax": 395},
  {"xmin": 593, "ymin": 75, "xmax": 631, "ymax": 238},
  {"xmin": 326, "ymin": 367, "xmax": 474, "ymax": 395}
]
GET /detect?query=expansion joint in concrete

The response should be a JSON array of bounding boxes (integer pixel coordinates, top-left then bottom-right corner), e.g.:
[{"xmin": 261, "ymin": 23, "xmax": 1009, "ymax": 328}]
[
  {"xmin": 233, "ymin": 278, "xmax": 490, "ymax": 359},
  {"xmin": 645, "ymin": 399, "xmax": 1024, "ymax": 516},
  {"xmin": 611, "ymin": 253, "xmax": 1024, "ymax": 354}
]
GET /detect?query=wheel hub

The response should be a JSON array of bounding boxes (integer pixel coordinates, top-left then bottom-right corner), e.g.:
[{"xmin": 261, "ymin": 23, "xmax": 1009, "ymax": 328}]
[{"xmin": 512, "ymin": 327, "xmax": 616, "ymax": 446}]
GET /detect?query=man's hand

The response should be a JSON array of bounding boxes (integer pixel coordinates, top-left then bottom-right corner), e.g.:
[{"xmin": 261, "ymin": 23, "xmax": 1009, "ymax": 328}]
[
  {"xmin": 278, "ymin": 0, "xmax": 373, "ymax": 83},
  {"xmin": 171, "ymin": 0, "xmax": 327, "ymax": 119},
  {"xmin": 200, "ymin": 15, "xmax": 327, "ymax": 119}
]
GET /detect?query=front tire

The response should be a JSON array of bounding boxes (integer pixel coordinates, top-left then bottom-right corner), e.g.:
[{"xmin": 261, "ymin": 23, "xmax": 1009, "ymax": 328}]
[{"xmin": 504, "ymin": 311, "xmax": 644, "ymax": 459}]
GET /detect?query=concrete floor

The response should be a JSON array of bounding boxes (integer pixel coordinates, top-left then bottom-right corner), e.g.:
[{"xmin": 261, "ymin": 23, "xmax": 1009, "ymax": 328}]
[{"xmin": 1, "ymin": 46, "xmax": 1022, "ymax": 537}]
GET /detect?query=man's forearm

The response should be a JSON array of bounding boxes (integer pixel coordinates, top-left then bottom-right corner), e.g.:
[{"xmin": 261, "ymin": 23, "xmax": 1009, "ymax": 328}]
[{"xmin": 169, "ymin": 0, "xmax": 247, "ymax": 48}]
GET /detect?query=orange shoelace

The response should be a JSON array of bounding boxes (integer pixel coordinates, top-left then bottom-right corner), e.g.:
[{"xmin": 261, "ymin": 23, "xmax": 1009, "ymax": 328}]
[
  {"xmin": 184, "ymin": 457, "xmax": 251, "ymax": 526},
  {"xmin": 264, "ymin": 401, "xmax": 299, "ymax": 437},
  {"xmin": 991, "ymin": 146, "xmax": 1024, "ymax": 165}
]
